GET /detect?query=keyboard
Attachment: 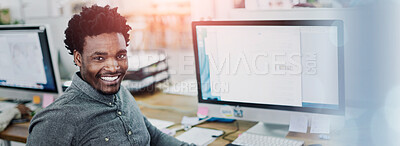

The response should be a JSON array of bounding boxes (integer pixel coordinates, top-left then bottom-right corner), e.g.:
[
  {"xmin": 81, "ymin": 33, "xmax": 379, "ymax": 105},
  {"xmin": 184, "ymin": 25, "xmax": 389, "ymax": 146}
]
[{"xmin": 232, "ymin": 133, "xmax": 304, "ymax": 146}]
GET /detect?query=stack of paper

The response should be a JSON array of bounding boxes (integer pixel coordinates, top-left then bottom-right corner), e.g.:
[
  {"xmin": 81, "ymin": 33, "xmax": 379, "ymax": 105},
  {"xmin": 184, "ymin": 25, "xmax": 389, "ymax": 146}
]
[
  {"xmin": 0, "ymin": 102, "xmax": 17, "ymax": 112},
  {"xmin": 176, "ymin": 127, "xmax": 223, "ymax": 146},
  {"xmin": 147, "ymin": 118, "xmax": 174, "ymax": 130}
]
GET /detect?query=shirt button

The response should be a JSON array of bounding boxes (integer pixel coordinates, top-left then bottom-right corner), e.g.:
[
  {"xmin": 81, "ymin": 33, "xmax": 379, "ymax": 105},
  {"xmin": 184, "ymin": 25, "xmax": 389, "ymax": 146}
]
[
  {"xmin": 109, "ymin": 102, "xmax": 112, "ymax": 106},
  {"xmin": 117, "ymin": 111, "xmax": 122, "ymax": 116},
  {"xmin": 128, "ymin": 131, "xmax": 132, "ymax": 135},
  {"xmin": 105, "ymin": 137, "xmax": 109, "ymax": 142}
]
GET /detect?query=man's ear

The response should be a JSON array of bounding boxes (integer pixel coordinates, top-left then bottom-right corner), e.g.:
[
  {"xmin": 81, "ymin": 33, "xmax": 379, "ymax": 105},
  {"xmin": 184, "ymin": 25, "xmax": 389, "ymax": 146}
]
[{"xmin": 73, "ymin": 50, "xmax": 82, "ymax": 67}]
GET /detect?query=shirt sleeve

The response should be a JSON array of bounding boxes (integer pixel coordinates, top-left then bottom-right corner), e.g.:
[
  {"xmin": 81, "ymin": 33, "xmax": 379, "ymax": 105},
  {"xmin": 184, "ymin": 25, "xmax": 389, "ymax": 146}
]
[
  {"xmin": 143, "ymin": 117, "xmax": 193, "ymax": 146},
  {"xmin": 0, "ymin": 108, "xmax": 20, "ymax": 132},
  {"xmin": 26, "ymin": 107, "xmax": 76, "ymax": 146}
]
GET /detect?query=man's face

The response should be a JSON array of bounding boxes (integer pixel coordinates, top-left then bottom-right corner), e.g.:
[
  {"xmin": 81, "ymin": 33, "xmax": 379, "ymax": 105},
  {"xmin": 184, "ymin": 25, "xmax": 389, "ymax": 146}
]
[{"xmin": 74, "ymin": 32, "xmax": 128, "ymax": 95}]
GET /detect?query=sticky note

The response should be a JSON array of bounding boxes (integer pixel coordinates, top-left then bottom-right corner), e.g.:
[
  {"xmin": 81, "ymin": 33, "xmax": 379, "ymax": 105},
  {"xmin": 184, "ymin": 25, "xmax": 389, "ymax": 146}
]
[
  {"xmin": 310, "ymin": 116, "xmax": 330, "ymax": 134},
  {"xmin": 220, "ymin": 105, "xmax": 233, "ymax": 118},
  {"xmin": 42, "ymin": 94, "xmax": 54, "ymax": 108},
  {"xmin": 197, "ymin": 107, "xmax": 208, "ymax": 118},
  {"xmin": 288, "ymin": 115, "xmax": 308, "ymax": 133},
  {"xmin": 33, "ymin": 95, "xmax": 41, "ymax": 104}
]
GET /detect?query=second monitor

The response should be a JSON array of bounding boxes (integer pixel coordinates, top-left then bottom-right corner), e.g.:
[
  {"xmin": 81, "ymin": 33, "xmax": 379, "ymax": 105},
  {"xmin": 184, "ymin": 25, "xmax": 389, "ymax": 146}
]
[
  {"xmin": 192, "ymin": 20, "xmax": 344, "ymax": 133},
  {"xmin": 0, "ymin": 25, "xmax": 61, "ymax": 102}
]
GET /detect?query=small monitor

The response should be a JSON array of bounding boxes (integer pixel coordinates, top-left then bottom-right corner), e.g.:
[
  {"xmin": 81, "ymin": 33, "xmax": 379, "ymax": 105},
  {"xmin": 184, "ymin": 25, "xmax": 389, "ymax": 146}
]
[
  {"xmin": 192, "ymin": 20, "xmax": 344, "ymax": 128},
  {"xmin": 0, "ymin": 25, "xmax": 61, "ymax": 101}
]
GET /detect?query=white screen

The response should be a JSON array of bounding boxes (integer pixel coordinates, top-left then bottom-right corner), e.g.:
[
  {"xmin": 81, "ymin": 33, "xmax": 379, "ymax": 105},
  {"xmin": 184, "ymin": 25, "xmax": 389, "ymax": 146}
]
[
  {"xmin": 198, "ymin": 25, "xmax": 339, "ymax": 107},
  {"xmin": 0, "ymin": 32, "xmax": 47, "ymax": 88}
]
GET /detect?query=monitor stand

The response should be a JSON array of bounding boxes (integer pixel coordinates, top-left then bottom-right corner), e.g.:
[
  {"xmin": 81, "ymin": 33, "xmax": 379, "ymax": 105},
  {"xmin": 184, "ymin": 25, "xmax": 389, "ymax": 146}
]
[{"xmin": 244, "ymin": 122, "xmax": 289, "ymax": 138}]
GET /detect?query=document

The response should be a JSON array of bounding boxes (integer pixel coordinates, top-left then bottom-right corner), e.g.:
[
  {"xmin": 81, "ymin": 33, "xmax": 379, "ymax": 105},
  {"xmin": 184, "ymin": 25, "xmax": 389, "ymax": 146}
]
[
  {"xmin": 310, "ymin": 116, "xmax": 330, "ymax": 134},
  {"xmin": 301, "ymin": 26, "xmax": 339, "ymax": 105},
  {"xmin": 289, "ymin": 115, "xmax": 308, "ymax": 133},
  {"xmin": 176, "ymin": 127, "xmax": 223, "ymax": 146},
  {"xmin": 147, "ymin": 118, "xmax": 174, "ymax": 130},
  {"xmin": 0, "ymin": 102, "xmax": 17, "ymax": 112},
  {"xmin": 204, "ymin": 26, "xmax": 303, "ymax": 107}
]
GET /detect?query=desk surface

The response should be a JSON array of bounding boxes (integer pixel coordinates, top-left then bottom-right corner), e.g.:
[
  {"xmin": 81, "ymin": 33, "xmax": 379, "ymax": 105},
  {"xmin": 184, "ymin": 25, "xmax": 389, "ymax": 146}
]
[
  {"xmin": 0, "ymin": 91, "xmax": 340, "ymax": 145},
  {"xmin": 0, "ymin": 122, "xmax": 29, "ymax": 143}
]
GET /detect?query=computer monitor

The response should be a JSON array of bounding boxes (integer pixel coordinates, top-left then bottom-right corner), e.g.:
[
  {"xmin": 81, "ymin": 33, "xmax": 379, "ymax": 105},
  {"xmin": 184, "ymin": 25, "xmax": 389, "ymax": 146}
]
[
  {"xmin": 0, "ymin": 25, "xmax": 62, "ymax": 101},
  {"xmin": 192, "ymin": 20, "xmax": 344, "ymax": 136}
]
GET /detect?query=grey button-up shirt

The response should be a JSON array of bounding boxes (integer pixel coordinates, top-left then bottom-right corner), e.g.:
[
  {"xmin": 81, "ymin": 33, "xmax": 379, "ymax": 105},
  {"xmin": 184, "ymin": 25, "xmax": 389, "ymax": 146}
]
[{"xmin": 27, "ymin": 72, "xmax": 188, "ymax": 146}]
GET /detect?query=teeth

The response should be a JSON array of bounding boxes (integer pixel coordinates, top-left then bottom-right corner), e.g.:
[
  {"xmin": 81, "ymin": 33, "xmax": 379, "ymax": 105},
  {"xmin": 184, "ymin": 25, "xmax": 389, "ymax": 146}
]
[{"xmin": 101, "ymin": 76, "xmax": 118, "ymax": 81}]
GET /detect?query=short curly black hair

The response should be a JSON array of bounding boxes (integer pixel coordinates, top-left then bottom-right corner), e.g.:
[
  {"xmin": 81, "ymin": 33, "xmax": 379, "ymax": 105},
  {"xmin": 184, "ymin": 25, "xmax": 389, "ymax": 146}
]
[{"xmin": 64, "ymin": 5, "xmax": 131, "ymax": 55}]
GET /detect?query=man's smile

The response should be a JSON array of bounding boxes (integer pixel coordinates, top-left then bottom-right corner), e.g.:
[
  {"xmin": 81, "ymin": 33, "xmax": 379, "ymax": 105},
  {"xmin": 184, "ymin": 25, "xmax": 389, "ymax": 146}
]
[
  {"xmin": 97, "ymin": 72, "xmax": 123, "ymax": 86},
  {"xmin": 100, "ymin": 75, "xmax": 120, "ymax": 82}
]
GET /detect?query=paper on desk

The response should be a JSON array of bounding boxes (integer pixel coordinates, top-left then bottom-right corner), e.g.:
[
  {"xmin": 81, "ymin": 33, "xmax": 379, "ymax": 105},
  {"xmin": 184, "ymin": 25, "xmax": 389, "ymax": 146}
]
[
  {"xmin": 289, "ymin": 115, "xmax": 308, "ymax": 133},
  {"xmin": 181, "ymin": 116, "xmax": 199, "ymax": 126},
  {"xmin": 147, "ymin": 118, "xmax": 174, "ymax": 130},
  {"xmin": 176, "ymin": 127, "xmax": 223, "ymax": 146},
  {"xmin": 0, "ymin": 102, "xmax": 17, "ymax": 112},
  {"xmin": 310, "ymin": 116, "xmax": 330, "ymax": 134}
]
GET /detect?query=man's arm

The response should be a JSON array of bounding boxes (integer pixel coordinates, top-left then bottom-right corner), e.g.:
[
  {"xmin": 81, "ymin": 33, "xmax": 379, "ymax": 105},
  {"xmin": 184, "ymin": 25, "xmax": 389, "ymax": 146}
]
[
  {"xmin": 143, "ymin": 117, "xmax": 192, "ymax": 146},
  {"xmin": 27, "ymin": 108, "xmax": 76, "ymax": 146}
]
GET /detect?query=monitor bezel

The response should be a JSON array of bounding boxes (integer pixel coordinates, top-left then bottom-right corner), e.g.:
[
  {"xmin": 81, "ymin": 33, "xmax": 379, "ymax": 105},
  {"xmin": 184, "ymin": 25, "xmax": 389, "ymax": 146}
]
[
  {"xmin": 0, "ymin": 25, "xmax": 59, "ymax": 94},
  {"xmin": 192, "ymin": 20, "xmax": 345, "ymax": 115}
]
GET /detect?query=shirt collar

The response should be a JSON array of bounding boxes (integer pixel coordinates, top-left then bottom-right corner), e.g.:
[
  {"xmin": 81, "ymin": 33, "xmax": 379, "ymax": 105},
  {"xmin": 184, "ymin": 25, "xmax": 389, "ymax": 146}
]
[{"xmin": 71, "ymin": 72, "xmax": 117, "ymax": 105}]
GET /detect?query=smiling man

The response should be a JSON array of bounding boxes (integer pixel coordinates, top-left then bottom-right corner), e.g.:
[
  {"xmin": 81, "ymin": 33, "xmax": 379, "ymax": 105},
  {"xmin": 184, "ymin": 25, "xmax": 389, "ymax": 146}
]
[
  {"xmin": 76, "ymin": 32, "xmax": 127, "ymax": 95},
  {"xmin": 27, "ymin": 5, "xmax": 189, "ymax": 146}
]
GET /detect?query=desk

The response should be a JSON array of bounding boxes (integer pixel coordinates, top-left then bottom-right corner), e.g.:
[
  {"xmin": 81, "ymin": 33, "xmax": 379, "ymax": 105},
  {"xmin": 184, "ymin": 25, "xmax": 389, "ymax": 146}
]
[
  {"xmin": 0, "ymin": 122, "xmax": 29, "ymax": 144},
  {"xmin": 133, "ymin": 92, "xmax": 259, "ymax": 146},
  {"xmin": 0, "ymin": 91, "xmax": 339, "ymax": 145}
]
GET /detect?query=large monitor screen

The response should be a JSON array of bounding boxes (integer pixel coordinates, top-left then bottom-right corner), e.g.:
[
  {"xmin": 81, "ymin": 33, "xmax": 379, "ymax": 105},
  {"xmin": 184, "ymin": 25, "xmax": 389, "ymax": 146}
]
[
  {"xmin": 193, "ymin": 20, "xmax": 344, "ymax": 115},
  {"xmin": 0, "ymin": 26, "xmax": 58, "ymax": 93}
]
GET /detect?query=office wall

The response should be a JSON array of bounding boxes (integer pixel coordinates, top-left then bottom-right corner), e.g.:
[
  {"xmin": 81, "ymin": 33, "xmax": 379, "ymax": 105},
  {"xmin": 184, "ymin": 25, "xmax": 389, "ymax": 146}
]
[{"xmin": 0, "ymin": 0, "xmax": 21, "ymax": 19}]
